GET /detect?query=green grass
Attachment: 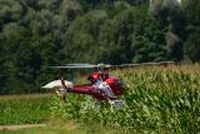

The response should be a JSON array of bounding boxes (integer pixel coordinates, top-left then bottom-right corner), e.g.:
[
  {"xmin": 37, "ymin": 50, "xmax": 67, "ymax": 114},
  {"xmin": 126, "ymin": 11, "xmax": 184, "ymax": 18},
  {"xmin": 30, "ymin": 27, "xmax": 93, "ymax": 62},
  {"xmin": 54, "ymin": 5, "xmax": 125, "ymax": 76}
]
[
  {"xmin": 0, "ymin": 94, "xmax": 118, "ymax": 134},
  {"xmin": 0, "ymin": 94, "xmax": 51, "ymax": 125}
]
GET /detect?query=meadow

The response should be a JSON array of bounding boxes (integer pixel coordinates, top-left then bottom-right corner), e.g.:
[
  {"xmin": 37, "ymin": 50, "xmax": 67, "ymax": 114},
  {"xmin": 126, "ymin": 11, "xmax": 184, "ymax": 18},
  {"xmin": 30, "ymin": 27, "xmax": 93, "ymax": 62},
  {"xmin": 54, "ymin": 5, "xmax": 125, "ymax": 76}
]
[
  {"xmin": 0, "ymin": 65, "xmax": 200, "ymax": 134},
  {"xmin": 0, "ymin": 94, "xmax": 51, "ymax": 125}
]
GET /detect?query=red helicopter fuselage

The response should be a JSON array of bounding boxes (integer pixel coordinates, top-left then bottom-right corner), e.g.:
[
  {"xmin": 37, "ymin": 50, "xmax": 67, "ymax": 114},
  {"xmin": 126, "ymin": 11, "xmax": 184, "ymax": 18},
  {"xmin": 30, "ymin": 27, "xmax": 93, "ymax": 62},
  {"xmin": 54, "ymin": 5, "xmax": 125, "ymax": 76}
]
[{"xmin": 61, "ymin": 72, "xmax": 124, "ymax": 100}]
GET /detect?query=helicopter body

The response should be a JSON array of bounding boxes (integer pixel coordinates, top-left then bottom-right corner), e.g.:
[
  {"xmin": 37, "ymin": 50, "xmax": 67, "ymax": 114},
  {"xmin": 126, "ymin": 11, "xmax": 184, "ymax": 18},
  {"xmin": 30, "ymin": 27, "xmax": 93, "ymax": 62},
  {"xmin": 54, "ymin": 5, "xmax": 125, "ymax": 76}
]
[
  {"xmin": 64, "ymin": 72, "xmax": 123, "ymax": 100},
  {"xmin": 43, "ymin": 61, "xmax": 174, "ymax": 108},
  {"xmin": 43, "ymin": 71, "xmax": 124, "ymax": 101}
]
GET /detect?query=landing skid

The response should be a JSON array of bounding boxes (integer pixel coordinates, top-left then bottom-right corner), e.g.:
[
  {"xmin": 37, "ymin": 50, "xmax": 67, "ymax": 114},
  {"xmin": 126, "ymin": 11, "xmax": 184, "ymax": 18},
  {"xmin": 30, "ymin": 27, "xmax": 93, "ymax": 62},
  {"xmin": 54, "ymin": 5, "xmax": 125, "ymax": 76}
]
[
  {"xmin": 108, "ymin": 99, "xmax": 126, "ymax": 111},
  {"xmin": 53, "ymin": 87, "xmax": 126, "ymax": 111}
]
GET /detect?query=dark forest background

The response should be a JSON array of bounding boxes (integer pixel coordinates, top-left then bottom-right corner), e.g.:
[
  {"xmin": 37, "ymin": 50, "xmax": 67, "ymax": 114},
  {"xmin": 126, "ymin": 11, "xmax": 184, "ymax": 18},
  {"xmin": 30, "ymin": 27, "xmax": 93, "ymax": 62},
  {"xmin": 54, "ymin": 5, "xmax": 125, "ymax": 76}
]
[{"xmin": 0, "ymin": 0, "xmax": 199, "ymax": 94}]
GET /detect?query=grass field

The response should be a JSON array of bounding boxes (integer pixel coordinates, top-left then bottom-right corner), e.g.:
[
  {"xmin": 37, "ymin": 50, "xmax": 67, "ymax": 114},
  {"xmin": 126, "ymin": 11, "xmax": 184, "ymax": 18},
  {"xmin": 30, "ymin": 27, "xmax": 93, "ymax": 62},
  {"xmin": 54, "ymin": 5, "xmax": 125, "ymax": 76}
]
[
  {"xmin": 0, "ymin": 119, "xmax": 117, "ymax": 134},
  {"xmin": 0, "ymin": 95, "xmax": 116, "ymax": 134},
  {"xmin": 0, "ymin": 126, "xmax": 116, "ymax": 134},
  {"xmin": 0, "ymin": 94, "xmax": 51, "ymax": 125},
  {"xmin": 0, "ymin": 65, "xmax": 200, "ymax": 133}
]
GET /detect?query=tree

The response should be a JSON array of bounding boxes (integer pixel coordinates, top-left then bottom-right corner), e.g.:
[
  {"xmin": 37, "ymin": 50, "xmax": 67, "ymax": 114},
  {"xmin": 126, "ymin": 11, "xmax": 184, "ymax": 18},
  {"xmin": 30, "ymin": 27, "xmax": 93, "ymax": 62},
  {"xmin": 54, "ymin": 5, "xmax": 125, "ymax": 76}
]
[
  {"xmin": 132, "ymin": 6, "xmax": 166, "ymax": 62},
  {"xmin": 166, "ymin": 30, "xmax": 183, "ymax": 63},
  {"xmin": 65, "ymin": 9, "xmax": 108, "ymax": 63},
  {"xmin": 184, "ymin": 32, "xmax": 200, "ymax": 63},
  {"xmin": 183, "ymin": 0, "xmax": 200, "ymax": 63},
  {"xmin": 14, "ymin": 44, "xmax": 42, "ymax": 83},
  {"xmin": 183, "ymin": 0, "xmax": 200, "ymax": 27},
  {"xmin": 0, "ymin": 0, "xmax": 25, "ymax": 25},
  {"xmin": 0, "ymin": 23, "xmax": 30, "ymax": 93},
  {"xmin": 60, "ymin": 0, "xmax": 82, "ymax": 22},
  {"xmin": 98, "ymin": 9, "xmax": 134, "ymax": 64},
  {"xmin": 149, "ymin": 0, "xmax": 186, "ymax": 63}
]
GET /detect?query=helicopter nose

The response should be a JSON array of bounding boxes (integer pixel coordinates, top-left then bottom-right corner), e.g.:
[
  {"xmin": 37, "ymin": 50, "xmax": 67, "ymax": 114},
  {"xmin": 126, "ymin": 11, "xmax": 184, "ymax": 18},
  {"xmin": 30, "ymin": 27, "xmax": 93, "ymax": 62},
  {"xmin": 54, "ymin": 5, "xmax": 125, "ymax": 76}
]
[
  {"xmin": 116, "ymin": 79, "xmax": 123, "ymax": 88},
  {"xmin": 116, "ymin": 79, "xmax": 127, "ymax": 93}
]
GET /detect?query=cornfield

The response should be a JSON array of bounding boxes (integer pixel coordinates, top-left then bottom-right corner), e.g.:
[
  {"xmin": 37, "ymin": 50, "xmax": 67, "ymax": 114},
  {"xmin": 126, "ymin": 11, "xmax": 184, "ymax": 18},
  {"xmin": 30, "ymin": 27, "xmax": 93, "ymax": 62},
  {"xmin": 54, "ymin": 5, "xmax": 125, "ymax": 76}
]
[{"xmin": 51, "ymin": 65, "xmax": 200, "ymax": 133}]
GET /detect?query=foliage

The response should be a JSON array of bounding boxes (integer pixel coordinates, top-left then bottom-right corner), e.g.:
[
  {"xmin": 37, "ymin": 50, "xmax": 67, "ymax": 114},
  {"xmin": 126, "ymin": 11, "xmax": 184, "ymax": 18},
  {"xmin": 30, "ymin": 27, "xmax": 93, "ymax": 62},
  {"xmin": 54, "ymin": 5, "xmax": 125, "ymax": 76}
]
[
  {"xmin": 183, "ymin": 0, "xmax": 200, "ymax": 63},
  {"xmin": 51, "ymin": 65, "xmax": 200, "ymax": 133},
  {"xmin": 132, "ymin": 7, "xmax": 166, "ymax": 62},
  {"xmin": 0, "ymin": 0, "xmax": 200, "ymax": 94},
  {"xmin": 184, "ymin": 32, "xmax": 200, "ymax": 63},
  {"xmin": 166, "ymin": 31, "xmax": 183, "ymax": 63}
]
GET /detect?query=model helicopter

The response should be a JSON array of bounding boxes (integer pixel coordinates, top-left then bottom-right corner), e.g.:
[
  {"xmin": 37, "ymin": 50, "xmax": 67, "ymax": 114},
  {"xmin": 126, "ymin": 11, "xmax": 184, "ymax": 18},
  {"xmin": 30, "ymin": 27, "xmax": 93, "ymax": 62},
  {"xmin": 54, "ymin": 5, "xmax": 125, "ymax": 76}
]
[{"xmin": 42, "ymin": 61, "xmax": 174, "ymax": 108}]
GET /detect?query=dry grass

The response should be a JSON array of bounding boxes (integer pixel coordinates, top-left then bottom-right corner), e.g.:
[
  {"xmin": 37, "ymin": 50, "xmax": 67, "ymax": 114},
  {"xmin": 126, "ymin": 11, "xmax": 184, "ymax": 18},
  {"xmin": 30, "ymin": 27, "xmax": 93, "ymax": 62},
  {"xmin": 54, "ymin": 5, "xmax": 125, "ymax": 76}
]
[{"xmin": 0, "ymin": 93, "xmax": 50, "ymax": 101}]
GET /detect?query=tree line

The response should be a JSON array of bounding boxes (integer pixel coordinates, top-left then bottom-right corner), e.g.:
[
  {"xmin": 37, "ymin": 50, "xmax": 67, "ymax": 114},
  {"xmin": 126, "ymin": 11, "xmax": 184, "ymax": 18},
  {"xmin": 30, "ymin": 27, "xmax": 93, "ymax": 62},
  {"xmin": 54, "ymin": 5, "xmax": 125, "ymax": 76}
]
[{"xmin": 0, "ymin": 0, "xmax": 199, "ymax": 94}]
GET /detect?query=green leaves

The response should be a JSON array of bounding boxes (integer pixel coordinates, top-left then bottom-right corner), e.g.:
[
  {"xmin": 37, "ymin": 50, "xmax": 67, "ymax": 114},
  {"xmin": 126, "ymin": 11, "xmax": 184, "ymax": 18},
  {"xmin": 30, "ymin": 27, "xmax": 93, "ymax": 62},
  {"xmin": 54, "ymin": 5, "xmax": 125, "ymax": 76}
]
[
  {"xmin": 51, "ymin": 66, "xmax": 200, "ymax": 133},
  {"xmin": 0, "ymin": 0, "xmax": 199, "ymax": 94},
  {"xmin": 184, "ymin": 32, "xmax": 200, "ymax": 62}
]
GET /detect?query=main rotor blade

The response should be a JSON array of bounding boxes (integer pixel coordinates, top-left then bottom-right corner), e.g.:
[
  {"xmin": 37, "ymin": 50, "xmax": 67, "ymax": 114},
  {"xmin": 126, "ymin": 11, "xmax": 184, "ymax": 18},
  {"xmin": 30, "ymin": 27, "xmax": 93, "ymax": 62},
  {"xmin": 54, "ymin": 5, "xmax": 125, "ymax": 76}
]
[
  {"xmin": 113, "ymin": 61, "xmax": 175, "ymax": 68},
  {"xmin": 65, "ymin": 63, "xmax": 94, "ymax": 66},
  {"xmin": 51, "ymin": 65, "xmax": 98, "ymax": 69},
  {"xmin": 51, "ymin": 63, "xmax": 112, "ymax": 69},
  {"xmin": 51, "ymin": 61, "xmax": 174, "ymax": 69}
]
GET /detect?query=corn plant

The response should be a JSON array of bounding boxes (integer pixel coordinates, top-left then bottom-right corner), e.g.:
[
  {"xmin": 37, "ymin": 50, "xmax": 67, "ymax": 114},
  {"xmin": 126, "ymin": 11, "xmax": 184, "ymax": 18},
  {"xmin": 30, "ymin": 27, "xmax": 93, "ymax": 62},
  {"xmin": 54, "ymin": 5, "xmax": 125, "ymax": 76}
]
[{"xmin": 51, "ymin": 65, "xmax": 200, "ymax": 133}]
